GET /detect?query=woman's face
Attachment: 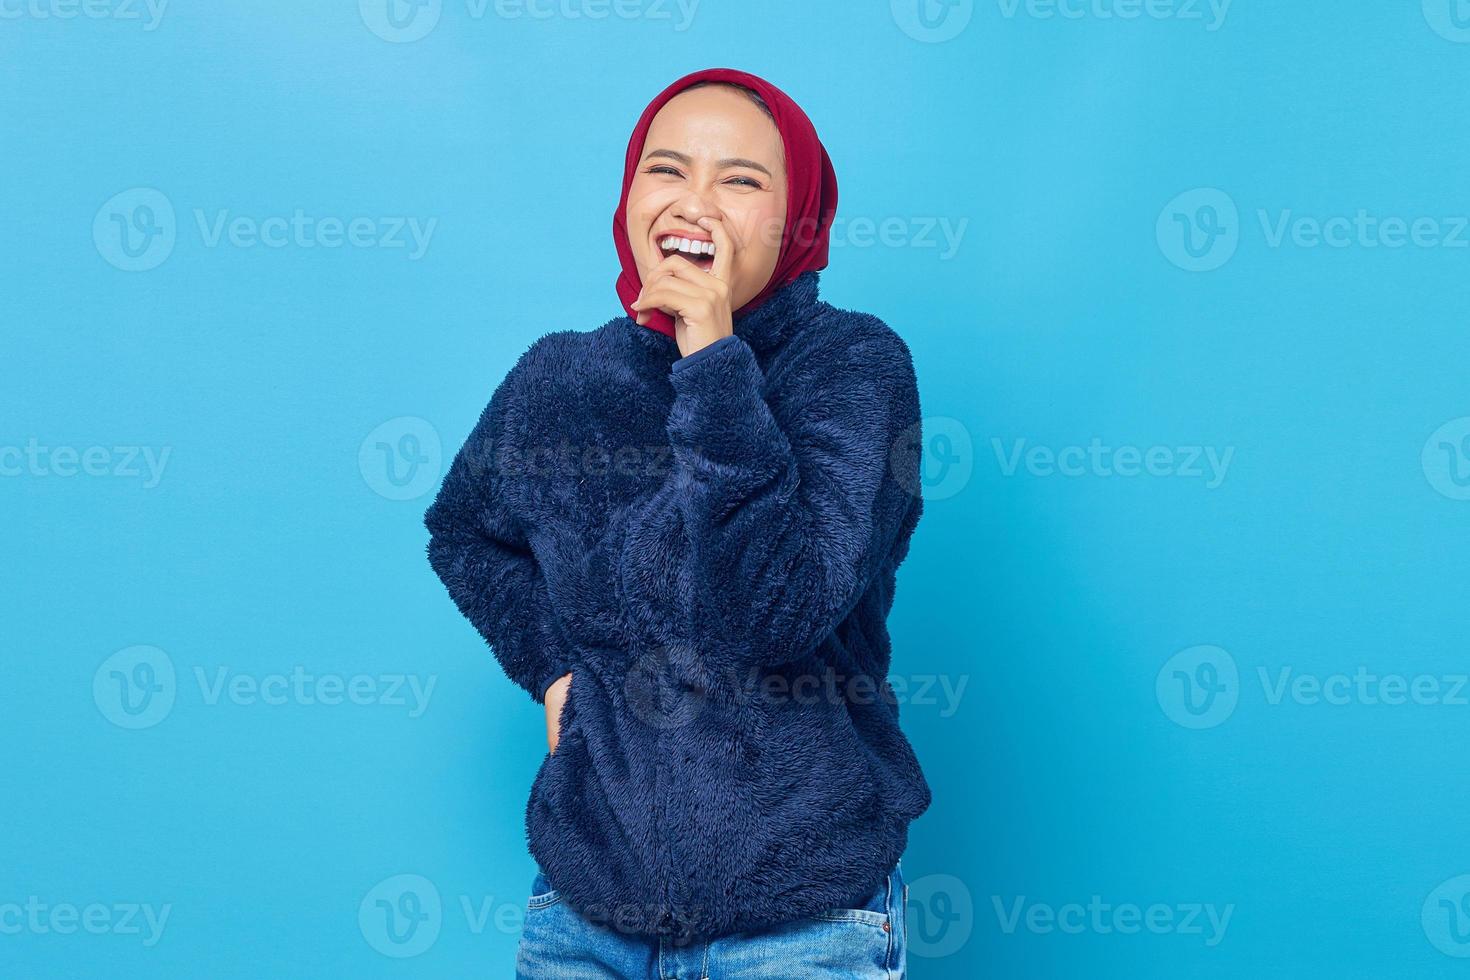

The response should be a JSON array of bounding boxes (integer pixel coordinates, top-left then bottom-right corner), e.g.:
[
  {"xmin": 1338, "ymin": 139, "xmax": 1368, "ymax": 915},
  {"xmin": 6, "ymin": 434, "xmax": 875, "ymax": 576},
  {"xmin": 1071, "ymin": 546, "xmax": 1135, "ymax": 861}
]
[{"xmin": 625, "ymin": 85, "xmax": 788, "ymax": 312}]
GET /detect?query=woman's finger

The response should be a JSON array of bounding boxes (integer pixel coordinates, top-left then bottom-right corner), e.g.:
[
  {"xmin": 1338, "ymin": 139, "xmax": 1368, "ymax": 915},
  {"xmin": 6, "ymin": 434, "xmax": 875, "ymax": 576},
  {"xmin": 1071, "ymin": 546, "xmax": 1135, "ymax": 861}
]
[
  {"xmin": 698, "ymin": 216, "xmax": 735, "ymax": 282},
  {"xmin": 635, "ymin": 277, "xmax": 706, "ymax": 318},
  {"xmin": 633, "ymin": 265, "xmax": 671, "ymax": 321},
  {"xmin": 659, "ymin": 259, "xmax": 730, "ymax": 306},
  {"xmin": 634, "ymin": 254, "xmax": 699, "ymax": 306},
  {"xmin": 634, "ymin": 257, "xmax": 709, "ymax": 306},
  {"xmin": 640, "ymin": 275, "xmax": 706, "ymax": 308}
]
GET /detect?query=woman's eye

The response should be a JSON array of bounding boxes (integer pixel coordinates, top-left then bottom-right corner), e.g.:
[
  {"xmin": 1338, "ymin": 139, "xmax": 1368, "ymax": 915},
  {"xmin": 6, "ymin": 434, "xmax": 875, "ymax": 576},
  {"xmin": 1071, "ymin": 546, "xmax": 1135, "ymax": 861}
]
[{"xmin": 642, "ymin": 166, "xmax": 760, "ymax": 189}]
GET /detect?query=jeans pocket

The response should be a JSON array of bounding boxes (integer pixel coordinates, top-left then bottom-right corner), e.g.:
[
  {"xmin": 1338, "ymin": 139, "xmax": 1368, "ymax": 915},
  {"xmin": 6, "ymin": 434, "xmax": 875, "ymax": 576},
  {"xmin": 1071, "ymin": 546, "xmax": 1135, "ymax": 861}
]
[
  {"xmin": 813, "ymin": 864, "xmax": 895, "ymax": 930},
  {"xmin": 528, "ymin": 867, "xmax": 562, "ymax": 910}
]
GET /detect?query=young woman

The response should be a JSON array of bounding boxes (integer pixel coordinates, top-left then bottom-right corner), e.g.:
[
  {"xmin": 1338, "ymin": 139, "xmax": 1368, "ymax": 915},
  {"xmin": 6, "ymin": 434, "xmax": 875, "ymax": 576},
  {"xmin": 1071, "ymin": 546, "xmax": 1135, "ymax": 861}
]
[{"xmin": 424, "ymin": 67, "xmax": 932, "ymax": 978}]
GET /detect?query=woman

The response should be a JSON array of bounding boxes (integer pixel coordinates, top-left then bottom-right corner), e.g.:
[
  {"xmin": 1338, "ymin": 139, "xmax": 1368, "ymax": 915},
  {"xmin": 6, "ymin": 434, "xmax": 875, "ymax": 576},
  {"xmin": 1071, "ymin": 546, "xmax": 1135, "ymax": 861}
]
[{"xmin": 424, "ymin": 67, "xmax": 932, "ymax": 978}]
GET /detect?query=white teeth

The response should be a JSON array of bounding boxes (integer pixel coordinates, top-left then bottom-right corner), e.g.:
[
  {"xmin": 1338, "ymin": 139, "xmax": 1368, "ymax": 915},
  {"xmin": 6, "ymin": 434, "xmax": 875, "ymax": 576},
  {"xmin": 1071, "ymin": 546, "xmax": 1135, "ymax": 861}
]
[{"xmin": 660, "ymin": 235, "xmax": 715, "ymax": 257}]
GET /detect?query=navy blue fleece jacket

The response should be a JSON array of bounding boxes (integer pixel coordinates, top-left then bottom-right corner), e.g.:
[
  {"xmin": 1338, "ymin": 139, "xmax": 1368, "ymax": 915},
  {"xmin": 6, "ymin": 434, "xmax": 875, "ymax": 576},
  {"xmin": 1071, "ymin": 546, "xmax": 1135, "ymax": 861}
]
[{"xmin": 423, "ymin": 270, "xmax": 931, "ymax": 939}]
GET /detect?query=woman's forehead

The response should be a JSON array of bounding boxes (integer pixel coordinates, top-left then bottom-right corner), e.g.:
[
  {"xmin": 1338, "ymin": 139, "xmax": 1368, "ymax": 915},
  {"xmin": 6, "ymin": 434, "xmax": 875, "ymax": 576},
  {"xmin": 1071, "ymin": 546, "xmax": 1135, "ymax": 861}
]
[{"xmin": 645, "ymin": 88, "xmax": 785, "ymax": 169}]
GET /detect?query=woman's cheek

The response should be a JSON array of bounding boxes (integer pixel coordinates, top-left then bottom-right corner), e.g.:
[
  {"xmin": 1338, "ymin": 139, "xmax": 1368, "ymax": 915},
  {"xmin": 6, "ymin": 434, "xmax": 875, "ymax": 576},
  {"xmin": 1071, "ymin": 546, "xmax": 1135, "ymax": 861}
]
[
  {"xmin": 730, "ymin": 211, "xmax": 774, "ymax": 263},
  {"xmin": 748, "ymin": 211, "xmax": 785, "ymax": 273},
  {"xmin": 626, "ymin": 199, "xmax": 660, "ymax": 271},
  {"xmin": 758, "ymin": 210, "xmax": 786, "ymax": 253}
]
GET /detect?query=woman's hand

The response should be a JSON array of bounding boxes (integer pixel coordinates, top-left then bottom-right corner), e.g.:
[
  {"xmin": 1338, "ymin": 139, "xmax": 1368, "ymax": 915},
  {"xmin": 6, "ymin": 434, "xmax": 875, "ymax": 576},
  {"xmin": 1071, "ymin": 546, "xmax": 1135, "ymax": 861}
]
[
  {"xmin": 544, "ymin": 672, "xmax": 572, "ymax": 754},
  {"xmin": 632, "ymin": 215, "xmax": 736, "ymax": 359}
]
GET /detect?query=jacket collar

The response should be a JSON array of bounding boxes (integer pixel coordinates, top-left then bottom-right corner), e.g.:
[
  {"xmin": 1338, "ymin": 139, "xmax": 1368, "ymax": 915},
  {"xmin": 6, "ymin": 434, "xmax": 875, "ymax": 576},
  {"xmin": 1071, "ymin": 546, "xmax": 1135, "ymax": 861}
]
[
  {"xmin": 625, "ymin": 270, "xmax": 823, "ymax": 360},
  {"xmin": 731, "ymin": 269, "xmax": 822, "ymax": 355}
]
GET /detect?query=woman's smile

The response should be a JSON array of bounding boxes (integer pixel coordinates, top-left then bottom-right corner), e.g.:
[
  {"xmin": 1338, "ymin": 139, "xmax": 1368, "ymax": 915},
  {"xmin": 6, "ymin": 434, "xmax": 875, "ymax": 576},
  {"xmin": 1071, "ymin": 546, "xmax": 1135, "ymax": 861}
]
[{"xmin": 655, "ymin": 228, "xmax": 718, "ymax": 270}]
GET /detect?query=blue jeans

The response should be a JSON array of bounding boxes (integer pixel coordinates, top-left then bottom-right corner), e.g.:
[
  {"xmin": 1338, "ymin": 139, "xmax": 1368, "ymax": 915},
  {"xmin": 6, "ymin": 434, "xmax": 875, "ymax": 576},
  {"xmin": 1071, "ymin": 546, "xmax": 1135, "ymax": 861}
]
[{"xmin": 515, "ymin": 861, "xmax": 908, "ymax": 978}]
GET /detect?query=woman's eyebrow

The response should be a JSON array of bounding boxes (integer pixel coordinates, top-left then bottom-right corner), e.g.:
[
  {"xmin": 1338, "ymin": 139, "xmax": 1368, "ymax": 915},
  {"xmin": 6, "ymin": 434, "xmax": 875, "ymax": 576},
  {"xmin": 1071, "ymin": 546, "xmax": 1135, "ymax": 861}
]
[{"xmin": 643, "ymin": 148, "xmax": 773, "ymax": 178}]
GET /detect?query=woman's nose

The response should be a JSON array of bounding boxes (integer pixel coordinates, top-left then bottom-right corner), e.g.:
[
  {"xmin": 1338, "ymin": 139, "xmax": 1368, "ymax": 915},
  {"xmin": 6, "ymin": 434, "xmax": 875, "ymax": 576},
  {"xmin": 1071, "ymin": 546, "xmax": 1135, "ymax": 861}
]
[{"xmin": 672, "ymin": 187, "xmax": 717, "ymax": 224}]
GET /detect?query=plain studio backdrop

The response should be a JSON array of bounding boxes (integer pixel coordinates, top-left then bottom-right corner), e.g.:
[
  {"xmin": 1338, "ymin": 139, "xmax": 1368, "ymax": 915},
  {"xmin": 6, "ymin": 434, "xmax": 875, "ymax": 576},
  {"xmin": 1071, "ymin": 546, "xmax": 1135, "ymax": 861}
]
[{"xmin": 3, "ymin": 2, "xmax": 1469, "ymax": 977}]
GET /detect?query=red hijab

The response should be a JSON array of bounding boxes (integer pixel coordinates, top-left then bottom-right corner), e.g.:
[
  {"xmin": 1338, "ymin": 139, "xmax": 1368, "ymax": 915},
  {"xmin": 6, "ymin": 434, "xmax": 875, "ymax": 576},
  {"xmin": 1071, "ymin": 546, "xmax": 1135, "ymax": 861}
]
[{"xmin": 612, "ymin": 68, "xmax": 839, "ymax": 337}]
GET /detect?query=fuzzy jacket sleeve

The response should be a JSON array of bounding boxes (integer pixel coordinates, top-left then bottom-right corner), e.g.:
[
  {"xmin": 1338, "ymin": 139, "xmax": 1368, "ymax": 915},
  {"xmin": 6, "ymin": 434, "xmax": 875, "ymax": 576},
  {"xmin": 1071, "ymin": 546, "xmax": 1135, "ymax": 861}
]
[
  {"xmin": 422, "ymin": 359, "xmax": 576, "ymax": 705},
  {"xmin": 625, "ymin": 320, "xmax": 923, "ymax": 671}
]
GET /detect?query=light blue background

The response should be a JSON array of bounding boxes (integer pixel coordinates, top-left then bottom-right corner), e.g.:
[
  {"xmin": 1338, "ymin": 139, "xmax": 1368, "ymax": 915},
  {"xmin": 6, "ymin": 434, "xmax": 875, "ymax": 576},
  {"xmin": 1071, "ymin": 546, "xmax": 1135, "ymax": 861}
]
[{"xmin": 4, "ymin": 1, "xmax": 1469, "ymax": 976}]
